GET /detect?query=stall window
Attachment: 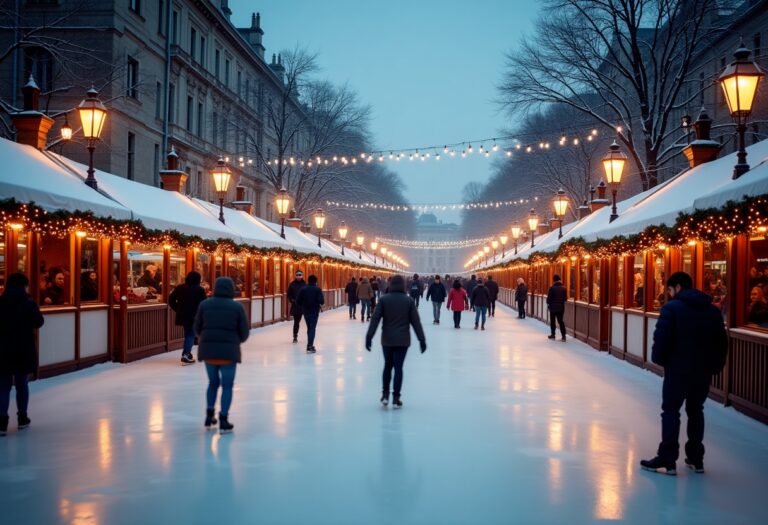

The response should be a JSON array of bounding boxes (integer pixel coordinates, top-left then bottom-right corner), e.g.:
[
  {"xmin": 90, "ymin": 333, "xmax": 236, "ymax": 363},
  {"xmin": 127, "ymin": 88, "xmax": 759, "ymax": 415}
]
[
  {"xmin": 0, "ymin": 230, "xmax": 5, "ymax": 294},
  {"xmin": 631, "ymin": 254, "xmax": 644, "ymax": 308},
  {"xmin": 703, "ymin": 241, "xmax": 728, "ymax": 321},
  {"xmin": 111, "ymin": 240, "xmax": 122, "ymax": 303},
  {"xmin": 745, "ymin": 235, "xmax": 768, "ymax": 329},
  {"xmin": 227, "ymin": 255, "xmax": 247, "ymax": 297},
  {"xmin": 127, "ymin": 244, "xmax": 163, "ymax": 303},
  {"xmin": 579, "ymin": 257, "xmax": 589, "ymax": 302},
  {"xmin": 39, "ymin": 234, "xmax": 71, "ymax": 306},
  {"xmin": 264, "ymin": 259, "xmax": 272, "ymax": 294},
  {"xmin": 274, "ymin": 260, "xmax": 282, "ymax": 294},
  {"xmin": 615, "ymin": 257, "xmax": 624, "ymax": 306},
  {"xmin": 568, "ymin": 260, "xmax": 576, "ymax": 299},
  {"xmin": 592, "ymin": 259, "xmax": 601, "ymax": 304},
  {"xmin": 651, "ymin": 250, "xmax": 667, "ymax": 311},
  {"xmin": 79, "ymin": 237, "xmax": 100, "ymax": 302},
  {"xmin": 168, "ymin": 249, "xmax": 187, "ymax": 292},
  {"xmin": 215, "ymin": 255, "xmax": 223, "ymax": 279},
  {"xmin": 681, "ymin": 244, "xmax": 695, "ymax": 277},
  {"xmin": 17, "ymin": 230, "xmax": 29, "ymax": 275},
  {"xmin": 195, "ymin": 251, "xmax": 211, "ymax": 294},
  {"xmin": 252, "ymin": 259, "xmax": 261, "ymax": 296}
]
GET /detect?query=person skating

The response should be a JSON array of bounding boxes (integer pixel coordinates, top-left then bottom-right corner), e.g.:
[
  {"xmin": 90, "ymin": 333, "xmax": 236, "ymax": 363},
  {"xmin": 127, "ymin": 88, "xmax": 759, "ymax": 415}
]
[
  {"xmin": 409, "ymin": 273, "xmax": 424, "ymax": 307},
  {"xmin": 168, "ymin": 271, "xmax": 207, "ymax": 364},
  {"xmin": 515, "ymin": 277, "xmax": 528, "ymax": 319},
  {"xmin": 640, "ymin": 272, "xmax": 728, "ymax": 476},
  {"xmin": 0, "ymin": 273, "xmax": 44, "ymax": 436},
  {"xmin": 485, "ymin": 275, "xmax": 499, "ymax": 317},
  {"xmin": 345, "ymin": 277, "xmax": 359, "ymax": 319},
  {"xmin": 194, "ymin": 277, "xmax": 250, "ymax": 434},
  {"xmin": 447, "ymin": 280, "xmax": 469, "ymax": 328},
  {"xmin": 357, "ymin": 277, "xmax": 374, "ymax": 323},
  {"xmin": 296, "ymin": 275, "xmax": 324, "ymax": 353},
  {"xmin": 465, "ymin": 275, "xmax": 478, "ymax": 309},
  {"xmin": 470, "ymin": 279, "xmax": 491, "ymax": 330},
  {"xmin": 546, "ymin": 275, "xmax": 567, "ymax": 341},
  {"xmin": 286, "ymin": 270, "xmax": 306, "ymax": 342},
  {"xmin": 365, "ymin": 275, "xmax": 426, "ymax": 409},
  {"xmin": 426, "ymin": 275, "xmax": 447, "ymax": 324}
]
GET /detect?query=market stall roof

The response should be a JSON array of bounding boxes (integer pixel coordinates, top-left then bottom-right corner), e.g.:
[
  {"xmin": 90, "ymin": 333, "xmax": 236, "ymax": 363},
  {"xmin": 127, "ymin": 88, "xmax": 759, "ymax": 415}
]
[
  {"xmin": 0, "ymin": 139, "xmax": 132, "ymax": 220},
  {"xmin": 693, "ymin": 148, "xmax": 768, "ymax": 209},
  {"xmin": 193, "ymin": 199, "xmax": 290, "ymax": 250},
  {"xmin": 251, "ymin": 216, "xmax": 351, "ymax": 261}
]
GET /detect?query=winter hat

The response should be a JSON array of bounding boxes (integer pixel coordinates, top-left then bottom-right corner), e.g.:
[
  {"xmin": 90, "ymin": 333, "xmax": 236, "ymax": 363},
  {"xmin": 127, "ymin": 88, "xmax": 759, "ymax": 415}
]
[{"xmin": 553, "ymin": 274, "xmax": 562, "ymax": 282}]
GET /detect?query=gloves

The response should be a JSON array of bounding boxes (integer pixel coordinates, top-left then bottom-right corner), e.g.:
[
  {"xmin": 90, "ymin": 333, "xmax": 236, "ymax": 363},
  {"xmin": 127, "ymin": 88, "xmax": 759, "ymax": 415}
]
[
  {"xmin": 420, "ymin": 341, "xmax": 427, "ymax": 353},
  {"xmin": 365, "ymin": 340, "xmax": 372, "ymax": 352}
]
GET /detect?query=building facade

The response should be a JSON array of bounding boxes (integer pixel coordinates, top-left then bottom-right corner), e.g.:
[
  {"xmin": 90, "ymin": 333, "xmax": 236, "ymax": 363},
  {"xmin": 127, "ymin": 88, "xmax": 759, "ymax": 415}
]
[{"xmin": 411, "ymin": 213, "xmax": 460, "ymax": 275}]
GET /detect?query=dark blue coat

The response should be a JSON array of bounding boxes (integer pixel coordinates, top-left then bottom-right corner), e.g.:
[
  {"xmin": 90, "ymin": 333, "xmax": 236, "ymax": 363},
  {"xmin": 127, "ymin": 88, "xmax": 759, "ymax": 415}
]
[
  {"xmin": 485, "ymin": 279, "xmax": 499, "ymax": 301},
  {"xmin": 194, "ymin": 277, "xmax": 250, "ymax": 363},
  {"xmin": 0, "ymin": 285, "xmax": 44, "ymax": 375},
  {"xmin": 547, "ymin": 282, "xmax": 567, "ymax": 313},
  {"xmin": 296, "ymin": 284, "xmax": 325, "ymax": 316},
  {"xmin": 286, "ymin": 279, "xmax": 306, "ymax": 316},
  {"xmin": 426, "ymin": 282, "xmax": 447, "ymax": 303},
  {"xmin": 168, "ymin": 272, "xmax": 207, "ymax": 327},
  {"xmin": 366, "ymin": 277, "xmax": 425, "ymax": 348}
]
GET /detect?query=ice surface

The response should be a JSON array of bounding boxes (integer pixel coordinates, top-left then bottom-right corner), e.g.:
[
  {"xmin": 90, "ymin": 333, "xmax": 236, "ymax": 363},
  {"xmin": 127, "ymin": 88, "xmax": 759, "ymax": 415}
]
[{"xmin": 1, "ymin": 304, "xmax": 766, "ymax": 525}]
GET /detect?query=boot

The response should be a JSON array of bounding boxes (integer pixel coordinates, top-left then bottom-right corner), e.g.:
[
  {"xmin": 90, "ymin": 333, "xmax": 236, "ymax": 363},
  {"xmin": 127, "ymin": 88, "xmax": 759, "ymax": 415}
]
[
  {"xmin": 204, "ymin": 409, "xmax": 217, "ymax": 430},
  {"xmin": 0, "ymin": 416, "xmax": 7, "ymax": 436},
  {"xmin": 219, "ymin": 413, "xmax": 234, "ymax": 434},
  {"xmin": 393, "ymin": 395, "xmax": 403, "ymax": 409},
  {"xmin": 640, "ymin": 456, "xmax": 676, "ymax": 475},
  {"xmin": 685, "ymin": 457, "xmax": 705, "ymax": 473},
  {"xmin": 380, "ymin": 392, "xmax": 389, "ymax": 407},
  {"xmin": 17, "ymin": 413, "xmax": 31, "ymax": 430}
]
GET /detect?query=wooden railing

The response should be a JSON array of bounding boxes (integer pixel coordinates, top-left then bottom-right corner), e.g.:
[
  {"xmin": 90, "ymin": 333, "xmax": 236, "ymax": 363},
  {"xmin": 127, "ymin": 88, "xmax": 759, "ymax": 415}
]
[{"xmin": 125, "ymin": 304, "xmax": 168, "ymax": 360}]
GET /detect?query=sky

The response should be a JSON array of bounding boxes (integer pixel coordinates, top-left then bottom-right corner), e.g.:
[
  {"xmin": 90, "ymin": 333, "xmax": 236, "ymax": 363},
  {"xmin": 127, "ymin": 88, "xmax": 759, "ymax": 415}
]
[{"xmin": 229, "ymin": 0, "xmax": 541, "ymax": 224}]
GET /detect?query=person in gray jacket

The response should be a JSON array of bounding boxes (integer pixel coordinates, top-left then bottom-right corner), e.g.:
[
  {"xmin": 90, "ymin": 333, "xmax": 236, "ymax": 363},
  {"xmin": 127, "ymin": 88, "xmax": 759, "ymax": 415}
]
[
  {"xmin": 365, "ymin": 275, "xmax": 427, "ymax": 409},
  {"xmin": 194, "ymin": 277, "xmax": 250, "ymax": 434}
]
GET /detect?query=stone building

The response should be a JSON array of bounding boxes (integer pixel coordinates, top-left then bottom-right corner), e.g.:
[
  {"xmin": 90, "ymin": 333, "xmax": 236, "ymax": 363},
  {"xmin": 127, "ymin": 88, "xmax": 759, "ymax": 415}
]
[{"xmin": 411, "ymin": 213, "xmax": 460, "ymax": 275}]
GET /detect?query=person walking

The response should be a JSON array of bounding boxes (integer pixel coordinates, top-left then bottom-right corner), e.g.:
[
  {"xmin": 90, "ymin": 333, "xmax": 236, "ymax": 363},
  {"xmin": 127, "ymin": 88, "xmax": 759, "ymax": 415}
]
[
  {"xmin": 345, "ymin": 277, "xmax": 359, "ymax": 319},
  {"xmin": 447, "ymin": 280, "xmax": 469, "ymax": 329},
  {"xmin": 546, "ymin": 275, "xmax": 567, "ymax": 341},
  {"xmin": 640, "ymin": 272, "xmax": 728, "ymax": 475},
  {"xmin": 0, "ymin": 273, "xmax": 44, "ymax": 436},
  {"xmin": 168, "ymin": 271, "xmax": 207, "ymax": 365},
  {"xmin": 485, "ymin": 275, "xmax": 499, "ymax": 318},
  {"xmin": 365, "ymin": 275, "xmax": 427, "ymax": 409},
  {"xmin": 409, "ymin": 273, "xmax": 424, "ymax": 307},
  {"xmin": 286, "ymin": 270, "xmax": 306, "ymax": 343},
  {"xmin": 426, "ymin": 275, "xmax": 447, "ymax": 324},
  {"xmin": 470, "ymin": 279, "xmax": 492, "ymax": 330},
  {"xmin": 296, "ymin": 275, "xmax": 325, "ymax": 353},
  {"xmin": 194, "ymin": 277, "xmax": 250, "ymax": 434},
  {"xmin": 357, "ymin": 277, "xmax": 374, "ymax": 323},
  {"xmin": 515, "ymin": 278, "xmax": 529, "ymax": 319},
  {"xmin": 465, "ymin": 275, "xmax": 478, "ymax": 310}
]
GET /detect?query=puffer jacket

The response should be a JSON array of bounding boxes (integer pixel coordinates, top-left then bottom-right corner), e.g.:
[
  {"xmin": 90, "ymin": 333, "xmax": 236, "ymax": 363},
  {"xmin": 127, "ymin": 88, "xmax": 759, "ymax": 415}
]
[
  {"xmin": 470, "ymin": 284, "xmax": 492, "ymax": 308},
  {"xmin": 447, "ymin": 287, "xmax": 468, "ymax": 312},
  {"xmin": 426, "ymin": 282, "xmax": 447, "ymax": 303},
  {"xmin": 287, "ymin": 278, "xmax": 306, "ymax": 316},
  {"xmin": 547, "ymin": 282, "xmax": 567, "ymax": 313},
  {"xmin": 515, "ymin": 283, "xmax": 529, "ymax": 302},
  {"xmin": 0, "ymin": 285, "xmax": 44, "ymax": 375},
  {"xmin": 168, "ymin": 272, "xmax": 207, "ymax": 326},
  {"xmin": 485, "ymin": 279, "xmax": 499, "ymax": 301},
  {"xmin": 366, "ymin": 276, "xmax": 426, "ymax": 348},
  {"xmin": 194, "ymin": 277, "xmax": 250, "ymax": 363},
  {"xmin": 357, "ymin": 279, "xmax": 374, "ymax": 300}
]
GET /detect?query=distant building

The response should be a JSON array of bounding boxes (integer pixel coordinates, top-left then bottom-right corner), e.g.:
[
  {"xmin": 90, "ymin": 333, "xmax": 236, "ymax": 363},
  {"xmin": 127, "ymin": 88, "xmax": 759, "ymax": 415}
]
[{"xmin": 412, "ymin": 213, "xmax": 459, "ymax": 274}]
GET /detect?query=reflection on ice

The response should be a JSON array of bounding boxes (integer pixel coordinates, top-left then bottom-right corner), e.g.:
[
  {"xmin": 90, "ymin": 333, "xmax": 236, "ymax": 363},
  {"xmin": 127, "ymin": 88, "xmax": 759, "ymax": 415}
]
[{"xmin": 98, "ymin": 418, "xmax": 112, "ymax": 472}]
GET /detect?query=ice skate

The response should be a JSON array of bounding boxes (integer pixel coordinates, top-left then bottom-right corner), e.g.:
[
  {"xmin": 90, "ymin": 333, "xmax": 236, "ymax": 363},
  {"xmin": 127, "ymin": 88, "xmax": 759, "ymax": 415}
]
[
  {"xmin": 219, "ymin": 413, "xmax": 234, "ymax": 434},
  {"xmin": 204, "ymin": 409, "xmax": 218, "ymax": 430},
  {"xmin": 640, "ymin": 457, "xmax": 676, "ymax": 475}
]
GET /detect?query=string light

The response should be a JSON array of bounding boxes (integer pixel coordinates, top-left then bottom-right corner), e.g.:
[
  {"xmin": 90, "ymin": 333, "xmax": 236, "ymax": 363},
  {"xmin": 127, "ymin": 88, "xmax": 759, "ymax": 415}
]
[
  {"xmin": 325, "ymin": 196, "xmax": 540, "ymax": 212},
  {"xmin": 375, "ymin": 236, "xmax": 497, "ymax": 250}
]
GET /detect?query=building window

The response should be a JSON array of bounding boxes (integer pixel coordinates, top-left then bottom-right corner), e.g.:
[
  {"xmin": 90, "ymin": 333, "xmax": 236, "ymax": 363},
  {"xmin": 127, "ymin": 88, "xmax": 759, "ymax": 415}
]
[
  {"xmin": 197, "ymin": 101, "xmax": 203, "ymax": 136},
  {"xmin": 172, "ymin": 10, "xmax": 179, "ymax": 44},
  {"xmin": 245, "ymin": 78, "xmax": 250, "ymax": 105},
  {"xmin": 199, "ymin": 36, "xmax": 206, "ymax": 67},
  {"xmin": 168, "ymin": 83, "xmax": 175, "ymax": 123},
  {"xmin": 190, "ymin": 27, "xmax": 196, "ymax": 58},
  {"xmin": 225, "ymin": 59, "xmax": 230, "ymax": 87},
  {"xmin": 127, "ymin": 132, "xmax": 136, "ymax": 180},
  {"xmin": 212, "ymin": 111, "xmax": 218, "ymax": 145},
  {"xmin": 215, "ymin": 49, "xmax": 220, "ymax": 79},
  {"xmin": 157, "ymin": 0, "xmax": 164, "ymax": 34},
  {"xmin": 23, "ymin": 47, "xmax": 54, "ymax": 93},
  {"xmin": 155, "ymin": 81, "xmax": 162, "ymax": 118},
  {"xmin": 129, "ymin": 0, "xmax": 141, "ymax": 15},
  {"xmin": 196, "ymin": 169, "xmax": 203, "ymax": 197},
  {"xmin": 186, "ymin": 96, "xmax": 193, "ymax": 131},
  {"xmin": 754, "ymin": 32, "xmax": 761, "ymax": 63},
  {"xmin": 237, "ymin": 70, "xmax": 242, "ymax": 97},
  {"xmin": 127, "ymin": 57, "xmax": 139, "ymax": 99},
  {"xmin": 222, "ymin": 116, "xmax": 228, "ymax": 150},
  {"xmin": 153, "ymin": 143, "xmax": 160, "ymax": 186}
]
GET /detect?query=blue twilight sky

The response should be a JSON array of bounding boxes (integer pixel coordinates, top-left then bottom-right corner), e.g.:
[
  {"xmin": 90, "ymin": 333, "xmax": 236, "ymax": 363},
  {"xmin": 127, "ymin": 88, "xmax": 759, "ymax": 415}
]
[{"xmin": 229, "ymin": 0, "xmax": 542, "ymax": 223}]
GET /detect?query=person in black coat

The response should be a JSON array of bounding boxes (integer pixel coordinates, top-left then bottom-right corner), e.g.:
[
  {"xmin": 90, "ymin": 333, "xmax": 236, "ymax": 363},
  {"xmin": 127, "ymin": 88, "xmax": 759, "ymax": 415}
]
[
  {"xmin": 515, "ymin": 278, "xmax": 529, "ymax": 319},
  {"xmin": 408, "ymin": 273, "xmax": 424, "ymax": 307},
  {"xmin": 641, "ymin": 272, "xmax": 728, "ymax": 475},
  {"xmin": 465, "ymin": 275, "xmax": 478, "ymax": 309},
  {"xmin": 194, "ymin": 277, "xmax": 250, "ymax": 433},
  {"xmin": 546, "ymin": 274, "xmax": 567, "ymax": 341},
  {"xmin": 169, "ymin": 271, "xmax": 207, "ymax": 364},
  {"xmin": 365, "ymin": 275, "xmax": 426, "ymax": 408},
  {"xmin": 0, "ymin": 273, "xmax": 44, "ymax": 435},
  {"xmin": 286, "ymin": 270, "xmax": 306, "ymax": 343},
  {"xmin": 426, "ymin": 275, "xmax": 447, "ymax": 324},
  {"xmin": 345, "ymin": 277, "xmax": 359, "ymax": 319},
  {"xmin": 470, "ymin": 279, "xmax": 492, "ymax": 330},
  {"xmin": 485, "ymin": 275, "xmax": 499, "ymax": 317},
  {"xmin": 296, "ymin": 275, "xmax": 325, "ymax": 353}
]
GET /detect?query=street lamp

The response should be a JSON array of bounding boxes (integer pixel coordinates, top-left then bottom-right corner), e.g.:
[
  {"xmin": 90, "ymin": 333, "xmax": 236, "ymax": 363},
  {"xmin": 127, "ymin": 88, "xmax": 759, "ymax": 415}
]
[
  {"xmin": 77, "ymin": 87, "xmax": 108, "ymax": 190},
  {"xmin": 718, "ymin": 44, "xmax": 764, "ymax": 179},
  {"xmin": 370, "ymin": 241, "xmax": 379, "ymax": 263},
  {"xmin": 491, "ymin": 239, "xmax": 499, "ymax": 262},
  {"xmin": 380, "ymin": 246, "xmax": 387, "ymax": 266},
  {"xmin": 483, "ymin": 245, "xmax": 490, "ymax": 264},
  {"xmin": 60, "ymin": 115, "xmax": 72, "ymax": 141},
  {"xmin": 313, "ymin": 208, "xmax": 326, "ymax": 247},
  {"xmin": 211, "ymin": 157, "xmax": 232, "ymax": 223},
  {"xmin": 510, "ymin": 223, "xmax": 521, "ymax": 255},
  {"xmin": 553, "ymin": 189, "xmax": 569, "ymax": 239},
  {"xmin": 275, "ymin": 187, "xmax": 291, "ymax": 239},
  {"xmin": 499, "ymin": 233, "xmax": 508, "ymax": 258},
  {"xmin": 356, "ymin": 231, "xmax": 365, "ymax": 259},
  {"xmin": 527, "ymin": 209, "xmax": 539, "ymax": 248},
  {"xmin": 338, "ymin": 221, "xmax": 348, "ymax": 255},
  {"xmin": 602, "ymin": 141, "xmax": 627, "ymax": 222}
]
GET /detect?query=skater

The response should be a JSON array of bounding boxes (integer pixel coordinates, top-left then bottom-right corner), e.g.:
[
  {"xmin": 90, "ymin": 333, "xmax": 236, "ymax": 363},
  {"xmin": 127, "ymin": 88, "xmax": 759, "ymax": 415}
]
[
  {"xmin": 426, "ymin": 275, "xmax": 447, "ymax": 324},
  {"xmin": 286, "ymin": 270, "xmax": 306, "ymax": 343},
  {"xmin": 168, "ymin": 270, "xmax": 207, "ymax": 364},
  {"xmin": 409, "ymin": 273, "xmax": 424, "ymax": 307},
  {"xmin": 195, "ymin": 276, "xmax": 250, "ymax": 434},
  {"xmin": 470, "ymin": 278, "xmax": 491, "ymax": 330},
  {"xmin": 296, "ymin": 274, "xmax": 324, "ymax": 353},
  {"xmin": 357, "ymin": 277, "xmax": 374, "ymax": 322},
  {"xmin": 0, "ymin": 273, "xmax": 44, "ymax": 436},
  {"xmin": 640, "ymin": 272, "xmax": 728, "ymax": 475},
  {"xmin": 365, "ymin": 275, "xmax": 427, "ymax": 408},
  {"xmin": 465, "ymin": 274, "xmax": 478, "ymax": 310},
  {"xmin": 546, "ymin": 275, "xmax": 567, "ymax": 341},
  {"xmin": 486, "ymin": 275, "xmax": 499, "ymax": 317},
  {"xmin": 447, "ymin": 280, "xmax": 469, "ymax": 328},
  {"xmin": 345, "ymin": 277, "xmax": 359, "ymax": 319},
  {"xmin": 515, "ymin": 277, "xmax": 528, "ymax": 318}
]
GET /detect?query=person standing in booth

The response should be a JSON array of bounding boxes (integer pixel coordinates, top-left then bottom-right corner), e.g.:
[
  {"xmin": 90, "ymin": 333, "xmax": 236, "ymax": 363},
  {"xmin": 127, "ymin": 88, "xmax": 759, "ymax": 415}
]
[{"xmin": 286, "ymin": 270, "xmax": 306, "ymax": 343}]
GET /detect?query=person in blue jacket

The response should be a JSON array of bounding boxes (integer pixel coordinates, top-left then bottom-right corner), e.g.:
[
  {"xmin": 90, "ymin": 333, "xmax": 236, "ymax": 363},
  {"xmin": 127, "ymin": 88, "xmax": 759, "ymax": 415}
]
[{"xmin": 296, "ymin": 274, "xmax": 325, "ymax": 354}]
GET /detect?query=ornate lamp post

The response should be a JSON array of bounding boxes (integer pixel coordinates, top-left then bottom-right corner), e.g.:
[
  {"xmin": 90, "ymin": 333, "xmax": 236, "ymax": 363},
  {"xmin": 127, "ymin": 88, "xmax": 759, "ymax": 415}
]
[
  {"xmin": 77, "ymin": 87, "xmax": 108, "ymax": 190},
  {"xmin": 370, "ymin": 241, "xmax": 379, "ymax": 263},
  {"xmin": 527, "ymin": 209, "xmax": 539, "ymax": 248},
  {"xmin": 60, "ymin": 115, "xmax": 72, "ymax": 141},
  {"xmin": 602, "ymin": 141, "xmax": 627, "ymax": 222},
  {"xmin": 499, "ymin": 233, "xmax": 508, "ymax": 258},
  {"xmin": 211, "ymin": 157, "xmax": 232, "ymax": 223},
  {"xmin": 491, "ymin": 239, "xmax": 499, "ymax": 262},
  {"xmin": 553, "ymin": 189, "xmax": 569, "ymax": 239},
  {"xmin": 356, "ymin": 231, "xmax": 365, "ymax": 259},
  {"xmin": 275, "ymin": 187, "xmax": 291, "ymax": 238},
  {"xmin": 718, "ymin": 44, "xmax": 764, "ymax": 179},
  {"xmin": 338, "ymin": 221, "xmax": 348, "ymax": 255},
  {"xmin": 313, "ymin": 208, "xmax": 326, "ymax": 247}
]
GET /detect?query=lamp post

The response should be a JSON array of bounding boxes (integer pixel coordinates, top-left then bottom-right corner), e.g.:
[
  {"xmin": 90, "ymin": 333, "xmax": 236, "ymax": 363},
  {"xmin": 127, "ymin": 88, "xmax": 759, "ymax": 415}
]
[
  {"xmin": 380, "ymin": 246, "xmax": 387, "ymax": 267},
  {"xmin": 681, "ymin": 113, "xmax": 692, "ymax": 144},
  {"xmin": 499, "ymin": 233, "xmax": 508, "ymax": 258},
  {"xmin": 527, "ymin": 209, "xmax": 539, "ymax": 248},
  {"xmin": 211, "ymin": 157, "xmax": 232, "ymax": 223},
  {"xmin": 356, "ymin": 231, "xmax": 365, "ymax": 259},
  {"xmin": 553, "ymin": 189, "xmax": 569, "ymax": 239},
  {"xmin": 370, "ymin": 241, "xmax": 379, "ymax": 263},
  {"xmin": 77, "ymin": 87, "xmax": 108, "ymax": 190},
  {"xmin": 313, "ymin": 208, "xmax": 326, "ymax": 247},
  {"xmin": 338, "ymin": 221, "xmax": 348, "ymax": 255},
  {"xmin": 491, "ymin": 239, "xmax": 499, "ymax": 262},
  {"xmin": 60, "ymin": 114, "xmax": 72, "ymax": 141},
  {"xmin": 602, "ymin": 141, "xmax": 627, "ymax": 222},
  {"xmin": 718, "ymin": 44, "xmax": 764, "ymax": 179},
  {"xmin": 511, "ymin": 223, "xmax": 521, "ymax": 255},
  {"xmin": 275, "ymin": 187, "xmax": 291, "ymax": 239}
]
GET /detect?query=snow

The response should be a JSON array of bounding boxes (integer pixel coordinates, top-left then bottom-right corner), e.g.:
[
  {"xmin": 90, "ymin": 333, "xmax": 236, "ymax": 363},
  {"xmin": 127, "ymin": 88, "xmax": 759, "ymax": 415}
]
[
  {"xmin": 694, "ymin": 152, "xmax": 768, "ymax": 209},
  {"xmin": 192, "ymin": 199, "xmax": 290, "ymax": 250},
  {"xmin": 1, "ymin": 304, "xmax": 765, "ymax": 524}
]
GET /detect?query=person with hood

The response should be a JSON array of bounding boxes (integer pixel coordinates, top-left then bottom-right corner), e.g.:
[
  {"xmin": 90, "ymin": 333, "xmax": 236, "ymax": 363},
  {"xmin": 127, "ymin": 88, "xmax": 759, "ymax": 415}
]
[
  {"xmin": 357, "ymin": 277, "xmax": 374, "ymax": 323},
  {"xmin": 515, "ymin": 278, "xmax": 529, "ymax": 319},
  {"xmin": 426, "ymin": 275, "xmax": 447, "ymax": 324},
  {"xmin": 296, "ymin": 275, "xmax": 325, "ymax": 353},
  {"xmin": 546, "ymin": 274, "xmax": 567, "ymax": 341},
  {"xmin": 447, "ymin": 280, "xmax": 469, "ymax": 329},
  {"xmin": 169, "ymin": 271, "xmax": 208, "ymax": 364},
  {"xmin": 408, "ymin": 273, "xmax": 424, "ymax": 307},
  {"xmin": 345, "ymin": 277, "xmax": 359, "ymax": 319},
  {"xmin": 0, "ymin": 273, "xmax": 44, "ymax": 436},
  {"xmin": 365, "ymin": 275, "xmax": 426, "ymax": 409},
  {"xmin": 194, "ymin": 277, "xmax": 250, "ymax": 434},
  {"xmin": 470, "ymin": 278, "xmax": 492, "ymax": 330},
  {"xmin": 80, "ymin": 271, "xmax": 98, "ymax": 302},
  {"xmin": 286, "ymin": 270, "xmax": 306, "ymax": 343},
  {"xmin": 465, "ymin": 275, "xmax": 478, "ymax": 309},
  {"xmin": 485, "ymin": 275, "xmax": 499, "ymax": 317},
  {"xmin": 641, "ymin": 272, "xmax": 728, "ymax": 476}
]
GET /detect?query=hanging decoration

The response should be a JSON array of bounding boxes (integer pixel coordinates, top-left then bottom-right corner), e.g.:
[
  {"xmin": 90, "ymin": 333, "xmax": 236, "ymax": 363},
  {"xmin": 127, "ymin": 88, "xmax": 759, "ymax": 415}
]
[
  {"xmin": 325, "ymin": 196, "xmax": 540, "ymax": 212},
  {"xmin": 375, "ymin": 236, "xmax": 497, "ymax": 250}
]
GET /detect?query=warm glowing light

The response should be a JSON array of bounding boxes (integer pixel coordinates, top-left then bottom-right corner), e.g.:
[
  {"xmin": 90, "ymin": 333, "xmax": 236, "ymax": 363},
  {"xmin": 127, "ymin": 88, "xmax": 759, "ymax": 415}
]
[
  {"xmin": 718, "ymin": 46, "xmax": 764, "ymax": 116},
  {"xmin": 553, "ymin": 189, "xmax": 569, "ymax": 218},
  {"xmin": 275, "ymin": 187, "xmax": 291, "ymax": 217},
  {"xmin": 211, "ymin": 157, "xmax": 232, "ymax": 194},
  {"xmin": 338, "ymin": 221, "xmax": 348, "ymax": 240},
  {"xmin": 10, "ymin": 223, "xmax": 24, "ymax": 230},
  {"xmin": 313, "ymin": 208, "xmax": 326, "ymax": 230},
  {"xmin": 77, "ymin": 87, "xmax": 107, "ymax": 140},
  {"xmin": 527, "ymin": 209, "xmax": 539, "ymax": 232},
  {"xmin": 602, "ymin": 141, "xmax": 627, "ymax": 185}
]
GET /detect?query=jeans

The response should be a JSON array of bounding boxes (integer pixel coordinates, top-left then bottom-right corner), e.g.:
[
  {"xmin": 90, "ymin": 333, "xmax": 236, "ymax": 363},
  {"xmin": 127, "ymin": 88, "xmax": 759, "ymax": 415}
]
[
  {"xmin": 182, "ymin": 325, "xmax": 195, "ymax": 355},
  {"xmin": 474, "ymin": 306, "xmax": 487, "ymax": 326},
  {"xmin": 0, "ymin": 373, "xmax": 29, "ymax": 417},
  {"xmin": 517, "ymin": 300, "xmax": 526, "ymax": 318},
  {"xmin": 658, "ymin": 375, "xmax": 710, "ymax": 463},
  {"xmin": 432, "ymin": 301, "xmax": 442, "ymax": 321},
  {"xmin": 549, "ymin": 310, "xmax": 565, "ymax": 336},
  {"xmin": 205, "ymin": 363, "xmax": 236, "ymax": 416},
  {"xmin": 453, "ymin": 310, "xmax": 462, "ymax": 328},
  {"xmin": 348, "ymin": 303, "xmax": 357, "ymax": 317},
  {"xmin": 360, "ymin": 299, "xmax": 371, "ymax": 319},
  {"xmin": 305, "ymin": 312, "xmax": 319, "ymax": 347},
  {"xmin": 489, "ymin": 300, "xmax": 496, "ymax": 316},
  {"xmin": 292, "ymin": 312, "xmax": 303, "ymax": 337},
  {"xmin": 382, "ymin": 346, "xmax": 408, "ymax": 396}
]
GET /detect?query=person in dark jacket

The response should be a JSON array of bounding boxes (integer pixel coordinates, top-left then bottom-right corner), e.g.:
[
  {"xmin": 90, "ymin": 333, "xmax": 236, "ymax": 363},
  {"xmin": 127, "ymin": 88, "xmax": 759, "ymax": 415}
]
[
  {"xmin": 40, "ymin": 267, "xmax": 66, "ymax": 306},
  {"xmin": 194, "ymin": 277, "xmax": 250, "ymax": 434},
  {"xmin": 169, "ymin": 271, "xmax": 207, "ymax": 364},
  {"xmin": 0, "ymin": 273, "xmax": 44, "ymax": 436},
  {"xmin": 408, "ymin": 273, "xmax": 424, "ymax": 307},
  {"xmin": 546, "ymin": 274, "xmax": 567, "ymax": 341},
  {"xmin": 641, "ymin": 272, "xmax": 728, "ymax": 476},
  {"xmin": 426, "ymin": 275, "xmax": 447, "ymax": 324},
  {"xmin": 296, "ymin": 275, "xmax": 325, "ymax": 353},
  {"xmin": 465, "ymin": 275, "xmax": 478, "ymax": 308},
  {"xmin": 80, "ymin": 271, "xmax": 98, "ymax": 302},
  {"xmin": 345, "ymin": 277, "xmax": 359, "ymax": 319},
  {"xmin": 485, "ymin": 275, "xmax": 499, "ymax": 317},
  {"xmin": 365, "ymin": 275, "xmax": 427, "ymax": 408},
  {"xmin": 515, "ymin": 278, "xmax": 529, "ymax": 319},
  {"xmin": 286, "ymin": 270, "xmax": 306, "ymax": 343},
  {"xmin": 470, "ymin": 279, "xmax": 492, "ymax": 330}
]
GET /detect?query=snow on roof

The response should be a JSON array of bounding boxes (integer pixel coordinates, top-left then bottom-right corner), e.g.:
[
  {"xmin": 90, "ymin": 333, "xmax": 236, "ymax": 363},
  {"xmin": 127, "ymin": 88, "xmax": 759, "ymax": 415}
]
[
  {"xmin": 693, "ymin": 148, "xmax": 768, "ymax": 209},
  {"xmin": 0, "ymin": 140, "xmax": 132, "ymax": 220},
  {"xmin": 252, "ymin": 216, "xmax": 339, "ymax": 256},
  {"xmin": 192, "ymin": 199, "xmax": 290, "ymax": 250}
]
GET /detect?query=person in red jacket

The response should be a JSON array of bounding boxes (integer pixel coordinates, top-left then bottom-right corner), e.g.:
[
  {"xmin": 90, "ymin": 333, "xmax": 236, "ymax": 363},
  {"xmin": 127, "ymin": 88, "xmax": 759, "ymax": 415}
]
[{"xmin": 446, "ymin": 280, "xmax": 469, "ymax": 329}]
